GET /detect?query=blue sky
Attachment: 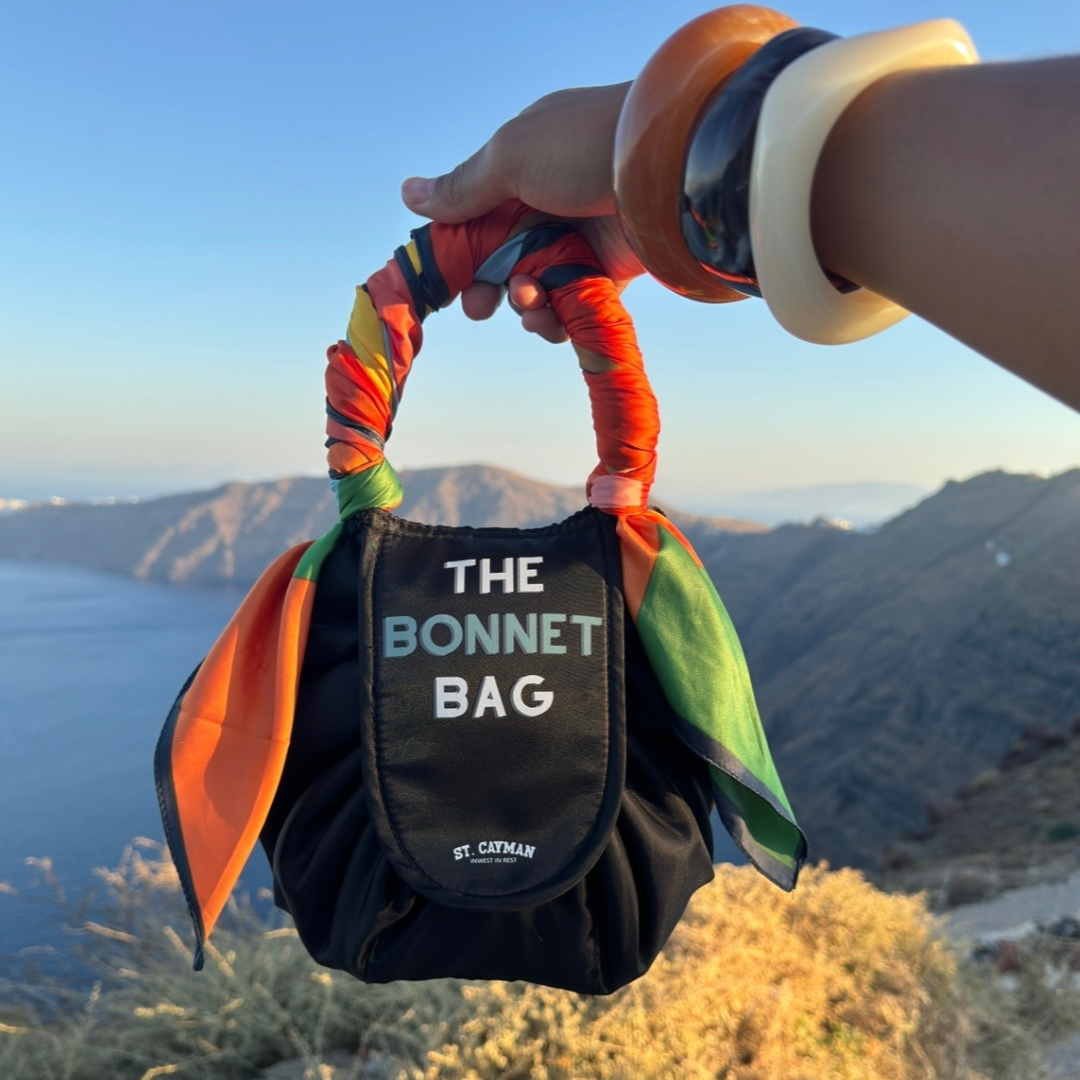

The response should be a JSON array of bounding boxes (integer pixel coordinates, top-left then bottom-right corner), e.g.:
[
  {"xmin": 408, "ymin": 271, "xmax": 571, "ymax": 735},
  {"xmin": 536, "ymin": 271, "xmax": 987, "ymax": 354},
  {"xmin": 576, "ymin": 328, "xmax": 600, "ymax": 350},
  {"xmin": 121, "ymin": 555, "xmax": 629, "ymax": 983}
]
[{"xmin": 1, "ymin": 0, "xmax": 1077, "ymax": 513}]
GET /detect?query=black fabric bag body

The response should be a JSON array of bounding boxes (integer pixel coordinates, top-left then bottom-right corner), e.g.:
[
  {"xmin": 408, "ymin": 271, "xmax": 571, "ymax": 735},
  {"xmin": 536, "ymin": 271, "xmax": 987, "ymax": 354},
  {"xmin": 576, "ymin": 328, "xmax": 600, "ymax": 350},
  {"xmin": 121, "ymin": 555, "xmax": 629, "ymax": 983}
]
[
  {"xmin": 260, "ymin": 507, "xmax": 715, "ymax": 995},
  {"xmin": 155, "ymin": 218, "xmax": 804, "ymax": 996}
]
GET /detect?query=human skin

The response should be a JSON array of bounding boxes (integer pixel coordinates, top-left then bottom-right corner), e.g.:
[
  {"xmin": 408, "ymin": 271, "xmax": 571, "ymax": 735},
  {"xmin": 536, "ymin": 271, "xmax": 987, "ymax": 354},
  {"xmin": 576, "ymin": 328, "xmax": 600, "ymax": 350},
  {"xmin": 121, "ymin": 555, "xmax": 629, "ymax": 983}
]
[
  {"xmin": 402, "ymin": 59, "xmax": 1080, "ymax": 411},
  {"xmin": 400, "ymin": 82, "xmax": 635, "ymax": 340}
]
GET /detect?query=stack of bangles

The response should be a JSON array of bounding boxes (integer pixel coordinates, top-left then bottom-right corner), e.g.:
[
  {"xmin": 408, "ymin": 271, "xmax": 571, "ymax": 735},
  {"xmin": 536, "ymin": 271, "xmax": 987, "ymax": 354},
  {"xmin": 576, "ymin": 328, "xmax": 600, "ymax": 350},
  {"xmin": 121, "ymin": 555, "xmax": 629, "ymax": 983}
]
[{"xmin": 614, "ymin": 6, "xmax": 978, "ymax": 344}]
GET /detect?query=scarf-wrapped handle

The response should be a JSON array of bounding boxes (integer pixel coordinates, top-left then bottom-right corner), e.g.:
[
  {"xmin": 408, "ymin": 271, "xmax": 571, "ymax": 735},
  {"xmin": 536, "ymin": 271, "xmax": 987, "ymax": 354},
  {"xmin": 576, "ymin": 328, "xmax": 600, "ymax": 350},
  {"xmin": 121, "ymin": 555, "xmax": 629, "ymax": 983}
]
[{"xmin": 328, "ymin": 201, "xmax": 658, "ymax": 517}]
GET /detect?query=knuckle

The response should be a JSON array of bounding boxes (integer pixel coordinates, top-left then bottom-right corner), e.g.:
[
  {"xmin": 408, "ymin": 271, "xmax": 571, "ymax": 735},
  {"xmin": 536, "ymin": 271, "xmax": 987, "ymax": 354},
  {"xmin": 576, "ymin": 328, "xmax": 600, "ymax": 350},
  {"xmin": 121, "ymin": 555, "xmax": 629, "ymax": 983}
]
[
  {"xmin": 486, "ymin": 127, "xmax": 521, "ymax": 189},
  {"xmin": 435, "ymin": 162, "xmax": 469, "ymax": 208}
]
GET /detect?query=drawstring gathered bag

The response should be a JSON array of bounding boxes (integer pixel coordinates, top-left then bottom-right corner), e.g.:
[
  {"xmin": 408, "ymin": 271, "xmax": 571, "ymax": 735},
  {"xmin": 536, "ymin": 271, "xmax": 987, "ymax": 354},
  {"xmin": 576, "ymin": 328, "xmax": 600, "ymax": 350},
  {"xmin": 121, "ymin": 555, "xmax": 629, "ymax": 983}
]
[{"xmin": 155, "ymin": 201, "xmax": 806, "ymax": 995}]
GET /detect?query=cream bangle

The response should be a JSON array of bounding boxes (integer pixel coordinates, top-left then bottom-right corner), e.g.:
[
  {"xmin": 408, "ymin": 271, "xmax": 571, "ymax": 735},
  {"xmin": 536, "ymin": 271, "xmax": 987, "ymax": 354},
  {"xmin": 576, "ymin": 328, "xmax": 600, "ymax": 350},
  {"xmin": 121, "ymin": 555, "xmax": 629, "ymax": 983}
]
[{"xmin": 750, "ymin": 20, "xmax": 978, "ymax": 344}]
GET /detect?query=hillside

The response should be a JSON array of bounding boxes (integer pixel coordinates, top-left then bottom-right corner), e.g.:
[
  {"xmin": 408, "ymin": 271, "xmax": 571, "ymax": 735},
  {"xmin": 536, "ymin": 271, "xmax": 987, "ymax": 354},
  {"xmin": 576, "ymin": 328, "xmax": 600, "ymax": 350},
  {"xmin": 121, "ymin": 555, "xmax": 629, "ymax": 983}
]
[
  {"xmin": 720, "ymin": 469, "xmax": 1080, "ymax": 871},
  {"xmin": 2, "ymin": 465, "xmax": 1079, "ymax": 874},
  {"xmin": 0, "ymin": 465, "xmax": 762, "ymax": 587},
  {"xmin": 881, "ymin": 718, "xmax": 1080, "ymax": 907}
]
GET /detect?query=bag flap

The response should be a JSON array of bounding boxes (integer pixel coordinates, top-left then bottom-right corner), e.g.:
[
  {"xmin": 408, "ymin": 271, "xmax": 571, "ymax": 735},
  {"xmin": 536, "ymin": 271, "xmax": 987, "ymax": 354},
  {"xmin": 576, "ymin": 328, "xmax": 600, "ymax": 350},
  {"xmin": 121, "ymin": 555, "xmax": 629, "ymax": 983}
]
[{"xmin": 355, "ymin": 506, "xmax": 625, "ymax": 909}]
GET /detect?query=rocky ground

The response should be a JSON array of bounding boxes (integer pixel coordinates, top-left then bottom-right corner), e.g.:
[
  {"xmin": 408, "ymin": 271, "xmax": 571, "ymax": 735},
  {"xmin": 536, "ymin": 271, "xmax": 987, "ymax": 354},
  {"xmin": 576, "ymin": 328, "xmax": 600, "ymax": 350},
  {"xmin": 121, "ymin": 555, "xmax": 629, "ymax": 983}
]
[
  {"xmin": 881, "ymin": 718, "xmax": 1080, "ymax": 909},
  {"xmin": 938, "ymin": 871, "xmax": 1080, "ymax": 1080},
  {"xmin": 880, "ymin": 717, "xmax": 1080, "ymax": 1078}
]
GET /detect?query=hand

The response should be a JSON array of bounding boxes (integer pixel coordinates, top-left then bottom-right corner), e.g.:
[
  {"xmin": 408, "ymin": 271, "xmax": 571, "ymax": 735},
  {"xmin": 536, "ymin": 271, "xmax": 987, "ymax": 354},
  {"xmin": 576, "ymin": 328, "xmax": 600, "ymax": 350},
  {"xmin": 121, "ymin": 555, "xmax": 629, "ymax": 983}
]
[{"xmin": 402, "ymin": 83, "xmax": 645, "ymax": 343}]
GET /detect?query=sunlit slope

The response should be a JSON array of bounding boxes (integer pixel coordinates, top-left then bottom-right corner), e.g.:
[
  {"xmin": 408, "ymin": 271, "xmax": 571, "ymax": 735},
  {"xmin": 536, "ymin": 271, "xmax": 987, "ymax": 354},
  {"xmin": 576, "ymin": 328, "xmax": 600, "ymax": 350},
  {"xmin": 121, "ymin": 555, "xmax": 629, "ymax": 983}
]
[
  {"xmin": 0, "ymin": 465, "xmax": 762, "ymax": 586},
  {"xmin": 713, "ymin": 470, "xmax": 1080, "ymax": 870}
]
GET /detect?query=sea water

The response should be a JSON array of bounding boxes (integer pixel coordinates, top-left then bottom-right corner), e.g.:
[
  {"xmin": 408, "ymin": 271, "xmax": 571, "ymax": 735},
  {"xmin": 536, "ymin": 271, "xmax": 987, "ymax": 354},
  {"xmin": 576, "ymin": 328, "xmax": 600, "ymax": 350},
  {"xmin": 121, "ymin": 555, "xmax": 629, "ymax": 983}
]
[{"xmin": 0, "ymin": 559, "xmax": 266, "ymax": 964}]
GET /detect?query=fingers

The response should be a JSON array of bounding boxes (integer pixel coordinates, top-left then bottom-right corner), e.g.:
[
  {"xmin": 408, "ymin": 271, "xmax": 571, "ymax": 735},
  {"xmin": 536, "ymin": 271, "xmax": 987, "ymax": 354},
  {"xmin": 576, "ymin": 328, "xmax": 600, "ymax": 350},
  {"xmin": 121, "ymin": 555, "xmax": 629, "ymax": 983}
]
[
  {"xmin": 458, "ymin": 274, "xmax": 567, "ymax": 343},
  {"xmin": 403, "ymin": 83, "xmax": 632, "ymax": 226},
  {"xmin": 509, "ymin": 275, "xmax": 547, "ymax": 311},
  {"xmin": 522, "ymin": 307, "xmax": 569, "ymax": 344},
  {"xmin": 510, "ymin": 275, "xmax": 566, "ymax": 342},
  {"xmin": 461, "ymin": 282, "xmax": 505, "ymax": 321},
  {"xmin": 401, "ymin": 142, "xmax": 510, "ymax": 224},
  {"xmin": 458, "ymin": 276, "xmax": 545, "ymax": 325}
]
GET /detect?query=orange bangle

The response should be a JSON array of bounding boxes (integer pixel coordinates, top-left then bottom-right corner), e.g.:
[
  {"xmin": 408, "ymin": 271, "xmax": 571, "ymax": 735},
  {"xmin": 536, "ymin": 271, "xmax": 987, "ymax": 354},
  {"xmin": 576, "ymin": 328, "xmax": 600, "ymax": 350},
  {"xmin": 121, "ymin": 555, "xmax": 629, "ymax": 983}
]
[{"xmin": 613, "ymin": 5, "xmax": 797, "ymax": 303}]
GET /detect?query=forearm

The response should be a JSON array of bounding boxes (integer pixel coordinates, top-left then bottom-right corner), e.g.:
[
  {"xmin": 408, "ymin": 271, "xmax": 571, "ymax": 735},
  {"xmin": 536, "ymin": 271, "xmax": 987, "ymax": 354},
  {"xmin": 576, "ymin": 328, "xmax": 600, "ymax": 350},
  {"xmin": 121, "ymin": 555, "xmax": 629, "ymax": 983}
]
[{"xmin": 811, "ymin": 57, "xmax": 1080, "ymax": 408}]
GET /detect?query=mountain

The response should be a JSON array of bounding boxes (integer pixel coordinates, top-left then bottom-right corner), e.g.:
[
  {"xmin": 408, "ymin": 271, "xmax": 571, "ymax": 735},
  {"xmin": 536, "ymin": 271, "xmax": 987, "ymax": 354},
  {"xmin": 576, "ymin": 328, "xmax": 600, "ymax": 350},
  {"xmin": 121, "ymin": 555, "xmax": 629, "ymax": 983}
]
[
  {"xmin": 881, "ymin": 717, "xmax": 1080, "ymax": 908},
  {"xmin": 0, "ymin": 464, "xmax": 762, "ymax": 588},
  {"xmin": 2, "ymin": 464, "xmax": 1079, "ymax": 874},
  {"xmin": 0, "ymin": 476, "xmax": 338, "ymax": 588},
  {"xmin": 713, "ymin": 469, "xmax": 1080, "ymax": 870}
]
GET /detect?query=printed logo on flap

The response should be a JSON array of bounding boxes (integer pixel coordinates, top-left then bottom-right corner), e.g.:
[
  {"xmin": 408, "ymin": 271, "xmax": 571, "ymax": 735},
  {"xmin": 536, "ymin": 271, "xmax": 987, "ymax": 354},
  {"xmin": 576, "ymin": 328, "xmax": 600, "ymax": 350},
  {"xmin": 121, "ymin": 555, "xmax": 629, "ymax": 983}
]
[{"xmin": 355, "ymin": 509, "xmax": 626, "ymax": 909}]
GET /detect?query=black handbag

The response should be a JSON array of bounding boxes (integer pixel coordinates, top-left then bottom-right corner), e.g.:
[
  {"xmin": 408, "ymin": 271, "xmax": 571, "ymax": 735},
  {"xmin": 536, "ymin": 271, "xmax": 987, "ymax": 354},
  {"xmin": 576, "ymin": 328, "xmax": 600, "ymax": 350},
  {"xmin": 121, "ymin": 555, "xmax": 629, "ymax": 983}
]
[{"xmin": 155, "ymin": 208, "xmax": 805, "ymax": 994}]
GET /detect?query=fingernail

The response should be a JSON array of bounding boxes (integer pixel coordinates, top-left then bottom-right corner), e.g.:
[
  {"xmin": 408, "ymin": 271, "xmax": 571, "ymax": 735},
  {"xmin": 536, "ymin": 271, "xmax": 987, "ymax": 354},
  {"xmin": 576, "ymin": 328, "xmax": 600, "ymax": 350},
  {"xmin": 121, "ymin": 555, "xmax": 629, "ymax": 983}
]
[{"xmin": 401, "ymin": 177, "xmax": 434, "ymax": 207}]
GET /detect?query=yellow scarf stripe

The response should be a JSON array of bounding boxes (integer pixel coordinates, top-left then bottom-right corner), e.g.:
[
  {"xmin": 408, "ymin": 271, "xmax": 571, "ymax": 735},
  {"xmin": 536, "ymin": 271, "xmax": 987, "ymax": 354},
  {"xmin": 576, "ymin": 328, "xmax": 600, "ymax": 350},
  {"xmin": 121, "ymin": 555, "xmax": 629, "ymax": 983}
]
[{"xmin": 346, "ymin": 286, "xmax": 393, "ymax": 402}]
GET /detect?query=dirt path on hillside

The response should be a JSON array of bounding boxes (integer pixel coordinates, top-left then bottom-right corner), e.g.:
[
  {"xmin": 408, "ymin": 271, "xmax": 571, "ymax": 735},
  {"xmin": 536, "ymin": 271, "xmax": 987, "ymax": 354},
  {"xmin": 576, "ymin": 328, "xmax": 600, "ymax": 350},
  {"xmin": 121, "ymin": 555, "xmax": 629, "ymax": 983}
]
[
  {"xmin": 942, "ymin": 871, "xmax": 1080, "ymax": 1079},
  {"xmin": 943, "ymin": 870, "xmax": 1080, "ymax": 941}
]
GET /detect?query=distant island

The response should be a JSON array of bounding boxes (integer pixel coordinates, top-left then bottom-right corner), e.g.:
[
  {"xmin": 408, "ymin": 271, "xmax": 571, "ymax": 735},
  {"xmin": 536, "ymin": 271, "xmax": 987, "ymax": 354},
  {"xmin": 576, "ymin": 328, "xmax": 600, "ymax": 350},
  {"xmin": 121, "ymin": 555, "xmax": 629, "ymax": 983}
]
[{"xmin": 0, "ymin": 465, "xmax": 763, "ymax": 588}]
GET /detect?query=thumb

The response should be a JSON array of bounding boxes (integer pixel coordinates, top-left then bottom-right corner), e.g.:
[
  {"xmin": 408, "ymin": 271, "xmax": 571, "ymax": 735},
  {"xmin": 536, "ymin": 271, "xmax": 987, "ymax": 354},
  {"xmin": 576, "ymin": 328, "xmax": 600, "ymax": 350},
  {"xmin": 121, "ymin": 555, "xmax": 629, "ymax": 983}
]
[{"xmin": 401, "ymin": 144, "xmax": 510, "ymax": 224}]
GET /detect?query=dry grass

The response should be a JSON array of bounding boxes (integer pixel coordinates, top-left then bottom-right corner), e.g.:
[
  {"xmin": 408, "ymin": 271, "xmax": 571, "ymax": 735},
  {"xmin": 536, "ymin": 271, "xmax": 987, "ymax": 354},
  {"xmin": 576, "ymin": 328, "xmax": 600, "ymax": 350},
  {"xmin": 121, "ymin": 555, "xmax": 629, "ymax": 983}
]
[
  {"xmin": 419, "ymin": 864, "xmax": 1071, "ymax": 1080},
  {"xmin": 1, "ymin": 847, "xmax": 1076, "ymax": 1080},
  {"xmin": 0, "ymin": 841, "xmax": 464, "ymax": 1079}
]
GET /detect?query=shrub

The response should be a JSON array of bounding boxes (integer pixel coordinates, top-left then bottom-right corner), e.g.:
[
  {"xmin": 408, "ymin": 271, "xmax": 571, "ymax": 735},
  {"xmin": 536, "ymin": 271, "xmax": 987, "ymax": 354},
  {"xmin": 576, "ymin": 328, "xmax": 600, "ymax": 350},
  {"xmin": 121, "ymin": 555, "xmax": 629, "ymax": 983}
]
[
  {"xmin": 419, "ymin": 864, "xmax": 1048, "ymax": 1080},
  {"xmin": 943, "ymin": 867, "xmax": 1001, "ymax": 908},
  {"xmin": 0, "ymin": 842, "xmax": 464, "ymax": 1080},
  {"xmin": 960, "ymin": 769, "xmax": 1001, "ymax": 798},
  {"xmin": 1046, "ymin": 821, "xmax": 1080, "ymax": 843},
  {"xmin": 0, "ymin": 848, "xmax": 1070, "ymax": 1080}
]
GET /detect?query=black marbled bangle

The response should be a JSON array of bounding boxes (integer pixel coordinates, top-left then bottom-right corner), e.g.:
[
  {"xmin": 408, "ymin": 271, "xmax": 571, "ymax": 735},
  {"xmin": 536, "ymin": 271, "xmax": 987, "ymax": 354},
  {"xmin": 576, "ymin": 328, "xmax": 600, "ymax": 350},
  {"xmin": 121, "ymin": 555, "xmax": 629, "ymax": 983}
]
[{"xmin": 680, "ymin": 26, "xmax": 839, "ymax": 298}]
